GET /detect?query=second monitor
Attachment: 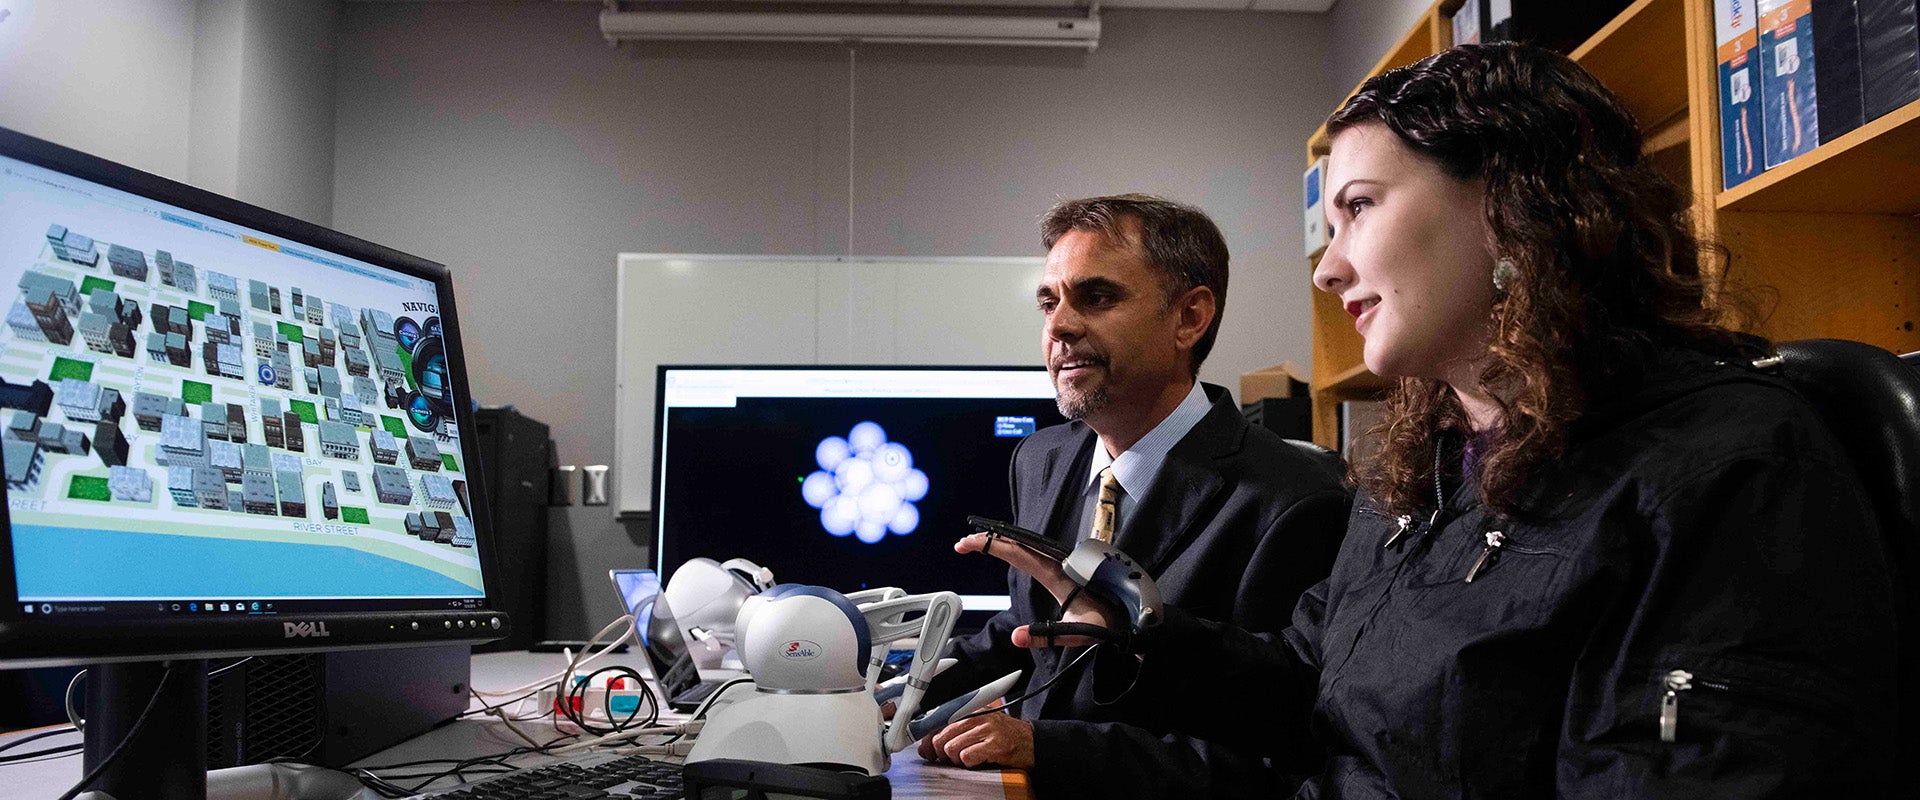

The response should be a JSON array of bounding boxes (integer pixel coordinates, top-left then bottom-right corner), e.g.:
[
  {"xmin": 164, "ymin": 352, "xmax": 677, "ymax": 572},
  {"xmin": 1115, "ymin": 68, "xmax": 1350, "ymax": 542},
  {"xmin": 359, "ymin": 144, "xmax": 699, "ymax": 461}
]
[{"xmin": 652, "ymin": 366, "xmax": 1063, "ymax": 611}]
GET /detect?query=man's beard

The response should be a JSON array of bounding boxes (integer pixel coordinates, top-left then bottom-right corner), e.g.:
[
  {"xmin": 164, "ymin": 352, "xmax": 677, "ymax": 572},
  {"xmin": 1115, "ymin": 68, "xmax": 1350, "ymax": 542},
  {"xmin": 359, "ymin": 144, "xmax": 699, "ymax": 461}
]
[{"xmin": 1054, "ymin": 380, "xmax": 1110, "ymax": 421}]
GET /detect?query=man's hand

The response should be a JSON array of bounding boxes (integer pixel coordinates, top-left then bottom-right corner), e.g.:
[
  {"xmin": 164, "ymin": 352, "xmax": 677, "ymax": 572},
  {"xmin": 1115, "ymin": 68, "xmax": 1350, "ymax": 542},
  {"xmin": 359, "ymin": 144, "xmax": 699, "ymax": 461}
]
[
  {"xmin": 958, "ymin": 532, "xmax": 1114, "ymax": 648},
  {"xmin": 917, "ymin": 711, "xmax": 1035, "ymax": 769}
]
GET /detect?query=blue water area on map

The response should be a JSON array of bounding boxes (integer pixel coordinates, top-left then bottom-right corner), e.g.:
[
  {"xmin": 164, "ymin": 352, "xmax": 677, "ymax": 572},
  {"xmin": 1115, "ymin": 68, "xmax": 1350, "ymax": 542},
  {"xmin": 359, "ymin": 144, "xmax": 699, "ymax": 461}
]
[{"xmin": 12, "ymin": 524, "xmax": 483, "ymax": 598}]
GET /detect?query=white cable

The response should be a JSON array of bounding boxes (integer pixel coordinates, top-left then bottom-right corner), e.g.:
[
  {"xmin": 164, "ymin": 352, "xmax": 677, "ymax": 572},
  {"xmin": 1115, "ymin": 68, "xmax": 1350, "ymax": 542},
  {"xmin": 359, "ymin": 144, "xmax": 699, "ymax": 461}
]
[
  {"xmin": 64, "ymin": 670, "xmax": 86, "ymax": 732},
  {"xmin": 62, "ymin": 658, "xmax": 263, "ymax": 734},
  {"xmin": 620, "ymin": 741, "xmax": 697, "ymax": 758},
  {"xmin": 548, "ymin": 629, "xmax": 648, "ymax": 736},
  {"xmin": 207, "ymin": 656, "xmax": 253, "ymax": 678},
  {"xmin": 470, "ymin": 687, "xmax": 548, "ymax": 750},
  {"xmin": 550, "ymin": 642, "xmax": 595, "ymax": 735},
  {"xmin": 471, "ymin": 614, "xmax": 636, "ymax": 698},
  {"xmin": 541, "ymin": 719, "xmax": 705, "ymax": 757}
]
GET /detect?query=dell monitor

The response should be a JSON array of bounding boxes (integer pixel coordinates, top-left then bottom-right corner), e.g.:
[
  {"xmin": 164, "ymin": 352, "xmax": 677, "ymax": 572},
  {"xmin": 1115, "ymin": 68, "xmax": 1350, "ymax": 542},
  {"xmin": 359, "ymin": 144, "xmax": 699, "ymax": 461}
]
[
  {"xmin": 651, "ymin": 365, "xmax": 1064, "ymax": 615},
  {"xmin": 0, "ymin": 126, "xmax": 507, "ymax": 799}
]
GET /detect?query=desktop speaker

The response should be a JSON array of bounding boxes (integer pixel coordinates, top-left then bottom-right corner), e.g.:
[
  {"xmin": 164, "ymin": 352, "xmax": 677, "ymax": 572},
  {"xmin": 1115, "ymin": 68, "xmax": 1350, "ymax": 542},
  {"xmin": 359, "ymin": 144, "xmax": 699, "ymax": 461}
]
[{"xmin": 204, "ymin": 644, "xmax": 469, "ymax": 768}]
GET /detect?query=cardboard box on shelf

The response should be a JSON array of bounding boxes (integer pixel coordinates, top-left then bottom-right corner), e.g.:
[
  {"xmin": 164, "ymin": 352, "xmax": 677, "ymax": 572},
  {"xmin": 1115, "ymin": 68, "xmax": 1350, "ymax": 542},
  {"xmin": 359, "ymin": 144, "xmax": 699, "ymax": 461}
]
[{"xmin": 1240, "ymin": 362, "xmax": 1308, "ymax": 404}]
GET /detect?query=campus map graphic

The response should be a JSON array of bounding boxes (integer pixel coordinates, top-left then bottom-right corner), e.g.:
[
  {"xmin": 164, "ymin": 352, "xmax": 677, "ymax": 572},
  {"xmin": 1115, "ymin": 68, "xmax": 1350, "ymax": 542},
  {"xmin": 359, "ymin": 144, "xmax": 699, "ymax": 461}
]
[{"xmin": 0, "ymin": 199, "xmax": 483, "ymax": 602}]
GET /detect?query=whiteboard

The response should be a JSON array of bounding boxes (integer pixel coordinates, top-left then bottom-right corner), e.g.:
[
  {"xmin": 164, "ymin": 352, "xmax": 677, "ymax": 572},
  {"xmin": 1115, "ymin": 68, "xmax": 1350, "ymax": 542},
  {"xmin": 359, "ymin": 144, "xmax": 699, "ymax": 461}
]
[{"xmin": 613, "ymin": 254, "xmax": 1047, "ymax": 514}]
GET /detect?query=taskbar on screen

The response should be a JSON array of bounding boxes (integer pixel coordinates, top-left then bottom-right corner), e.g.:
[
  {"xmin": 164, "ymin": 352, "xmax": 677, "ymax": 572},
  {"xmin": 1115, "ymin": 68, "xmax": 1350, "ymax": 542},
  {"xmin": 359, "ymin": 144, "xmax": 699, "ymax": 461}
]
[{"xmin": 15, "ymin": 595, "xmax": 487, "ymax": 619}]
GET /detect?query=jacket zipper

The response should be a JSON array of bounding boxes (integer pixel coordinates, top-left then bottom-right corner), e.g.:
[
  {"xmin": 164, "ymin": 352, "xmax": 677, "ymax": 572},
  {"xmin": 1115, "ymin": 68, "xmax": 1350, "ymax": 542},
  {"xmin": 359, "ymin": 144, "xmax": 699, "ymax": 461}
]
[
  {"xmin": 1656, "ymin": 669, "xmax": 1735, "ymax": 743},
  {"xmin": 1385, "ymin": 446, "xmax": 1450, "ymax": 550},
  {"xmin": 1382, "ymin": 514, "xmax": 1414, "ymax": 549},
  {"xmin": 1660, "ymin": 670, "xmax": 1691, "ymax": 742},
  {"xmin": 1463, "ymin": 531, "xmax": 1505, "ymax": 582}
]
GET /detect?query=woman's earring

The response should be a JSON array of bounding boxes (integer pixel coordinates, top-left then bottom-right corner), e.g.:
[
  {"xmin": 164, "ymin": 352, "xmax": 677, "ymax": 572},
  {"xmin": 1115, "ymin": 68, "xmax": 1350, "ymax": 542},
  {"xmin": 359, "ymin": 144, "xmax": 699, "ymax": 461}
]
[{"xmin": 1492, "ymin": 258, "xmax": 1518, "ymax": 293}]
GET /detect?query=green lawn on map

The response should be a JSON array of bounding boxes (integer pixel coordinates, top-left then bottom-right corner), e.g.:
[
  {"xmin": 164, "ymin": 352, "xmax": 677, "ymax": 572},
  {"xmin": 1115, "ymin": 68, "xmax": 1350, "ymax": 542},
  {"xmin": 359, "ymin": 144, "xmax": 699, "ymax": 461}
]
[
  {"xmin": 68, "ymin": 475, "xmax": 111, "ymax": 501},
  {"xmin": 341, "ymin": 506, "xmax": 369, "ymax": 525},
  {"xmin": 181, "ymin": 380, "xmax": 212, "ymax": 406},
  {"xmin": 49, "ymin": 357, "xmax": 93, "ymax": 383},
  {"xmin": 188, "ymin": 301, "xmax": 214, "ymax": 321},
  {"xmin": 80, "ymin": 277, "xmax": 115, "ymax": 296},
  {"xmin": 289, "ymin": 399, "xmax": 318, "ymax": 425}
]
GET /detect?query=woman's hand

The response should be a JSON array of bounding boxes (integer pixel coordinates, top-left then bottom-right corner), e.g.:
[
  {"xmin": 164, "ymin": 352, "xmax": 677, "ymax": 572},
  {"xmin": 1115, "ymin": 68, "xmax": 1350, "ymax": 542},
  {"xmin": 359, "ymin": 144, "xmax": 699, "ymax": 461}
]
[{"xmin": 957, "ymin": 532, "xmax": 1114, "ymax": 648}]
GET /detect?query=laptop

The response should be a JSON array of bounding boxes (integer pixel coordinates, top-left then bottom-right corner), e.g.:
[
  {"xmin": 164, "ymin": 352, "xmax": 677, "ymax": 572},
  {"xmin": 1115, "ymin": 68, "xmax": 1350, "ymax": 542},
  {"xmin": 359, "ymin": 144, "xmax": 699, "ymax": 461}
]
[{"xmin": 608, "ymin": 569, "xmax": 729, "ymax": 712}]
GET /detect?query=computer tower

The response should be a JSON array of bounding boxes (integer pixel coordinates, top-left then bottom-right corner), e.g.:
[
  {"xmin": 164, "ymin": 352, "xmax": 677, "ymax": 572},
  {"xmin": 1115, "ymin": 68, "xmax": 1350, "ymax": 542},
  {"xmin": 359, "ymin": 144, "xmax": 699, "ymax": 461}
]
[
  {"xmin": 204, "ymin": 644, "xmax": 469, "ymax": 768},
  {"xmin": 1242, "ymin": 397, "xmax": 1312, "ymax": 442},
  {"xmin": 471, "ymin": 406, "xmax": 554, "ymax": 652}
]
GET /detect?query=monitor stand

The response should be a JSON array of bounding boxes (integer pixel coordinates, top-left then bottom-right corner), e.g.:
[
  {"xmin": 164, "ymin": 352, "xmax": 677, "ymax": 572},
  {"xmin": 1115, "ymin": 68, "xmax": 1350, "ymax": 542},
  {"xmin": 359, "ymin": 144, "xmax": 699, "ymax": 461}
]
[{"xmin": 80, "ymin": 659, "xmax": 208, "ymax": 800}]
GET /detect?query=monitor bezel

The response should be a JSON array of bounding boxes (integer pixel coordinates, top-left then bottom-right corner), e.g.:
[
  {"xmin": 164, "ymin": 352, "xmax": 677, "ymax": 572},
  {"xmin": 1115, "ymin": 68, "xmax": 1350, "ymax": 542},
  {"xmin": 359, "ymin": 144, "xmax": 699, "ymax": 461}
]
[
  {"xmin": 648, "ymin": 362, "xmax": 1053, "ymax": 578},
  {"xmin": 0, "ymin": 126, "xmax": 508, "ymax": 667}
]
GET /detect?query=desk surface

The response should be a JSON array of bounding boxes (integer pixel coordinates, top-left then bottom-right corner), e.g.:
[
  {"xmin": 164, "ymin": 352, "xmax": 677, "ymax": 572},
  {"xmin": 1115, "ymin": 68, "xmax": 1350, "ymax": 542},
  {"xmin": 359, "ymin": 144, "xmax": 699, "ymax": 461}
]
[{"xmin": 0, "ymin": 651, "xmax": 1025, "ymax": 800}]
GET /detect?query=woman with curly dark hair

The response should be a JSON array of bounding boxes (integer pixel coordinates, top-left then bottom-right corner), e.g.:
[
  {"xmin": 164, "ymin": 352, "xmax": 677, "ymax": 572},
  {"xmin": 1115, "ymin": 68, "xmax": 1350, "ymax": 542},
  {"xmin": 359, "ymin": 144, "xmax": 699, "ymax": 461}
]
[{"xmin": 955, "ymin": 43, "xmax": 1901, "ymax": 797}]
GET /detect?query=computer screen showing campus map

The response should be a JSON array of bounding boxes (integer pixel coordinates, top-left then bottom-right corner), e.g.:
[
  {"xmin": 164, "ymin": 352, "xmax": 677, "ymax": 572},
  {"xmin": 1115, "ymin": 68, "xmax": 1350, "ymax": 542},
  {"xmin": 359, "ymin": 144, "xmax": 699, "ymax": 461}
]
[{"xmin": 0, "ymin": 152, "xmax": 485, "ymax": 618}]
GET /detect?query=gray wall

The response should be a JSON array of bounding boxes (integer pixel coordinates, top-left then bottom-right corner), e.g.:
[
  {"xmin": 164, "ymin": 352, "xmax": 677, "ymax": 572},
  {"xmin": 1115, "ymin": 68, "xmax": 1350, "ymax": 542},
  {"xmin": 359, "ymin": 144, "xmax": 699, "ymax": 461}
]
[
  {"xmin": 192, "ymin": 0, "xmax": 248, "ymax": 195},
  {"xmin": 1326, "ymin": 0, "xmax": 1433, "ymax": 94},
  {"xmin": 0, "ymin": 0, "xmax": 200, "ymax": 182},
  {"xmin": 0, "ymin": 0, "xmax": 337, "ymax": 224},
  {"xmin": 331, "ymin": 2, "xmax": 1337, "ymax": 636},
  {"xmin": 192, "ymin": 0, "xmax": 340, "ymax": 226},
  {"xmin": 233, "ymin": 0, "xmax": 340, "ymax": 227}
]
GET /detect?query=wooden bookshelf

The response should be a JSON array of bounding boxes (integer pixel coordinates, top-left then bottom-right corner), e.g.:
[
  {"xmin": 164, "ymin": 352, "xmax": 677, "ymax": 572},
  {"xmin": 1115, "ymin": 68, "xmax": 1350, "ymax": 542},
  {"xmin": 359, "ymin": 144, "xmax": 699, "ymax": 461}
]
[
  {"xmin": 1302, "ymin": 0, "xmax": 1920, "ymax": 449},
  {"xmin": 1307, "ymin": 1, "xmax": 1456, "ymax": 160},
  {"xmin": 1570, "ymin": 0, "xmax": 1689, "ymax": 130},
  {"xmin": 1715, "ymin": 100, "xmax": 1920, "ymax": 214}
]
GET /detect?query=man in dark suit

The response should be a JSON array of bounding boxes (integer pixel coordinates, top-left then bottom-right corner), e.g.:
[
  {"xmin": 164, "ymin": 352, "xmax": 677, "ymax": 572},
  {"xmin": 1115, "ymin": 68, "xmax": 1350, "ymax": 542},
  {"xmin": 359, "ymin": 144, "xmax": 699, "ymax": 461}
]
[{"xmin": 917, "ymin": 195, "xmax": 1350, "ymax": 798}]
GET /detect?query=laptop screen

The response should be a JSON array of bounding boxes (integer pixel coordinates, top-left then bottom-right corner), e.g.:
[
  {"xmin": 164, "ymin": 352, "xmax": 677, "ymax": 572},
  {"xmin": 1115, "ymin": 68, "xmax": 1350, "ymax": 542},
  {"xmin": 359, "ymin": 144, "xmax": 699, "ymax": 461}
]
[
  {"xmin": 612, "ymin": 568, "xmax": 661, "ymax": 645},
  {"xmin": 609, "ymin": 568, "xmax": 701, "ymax": 698}
]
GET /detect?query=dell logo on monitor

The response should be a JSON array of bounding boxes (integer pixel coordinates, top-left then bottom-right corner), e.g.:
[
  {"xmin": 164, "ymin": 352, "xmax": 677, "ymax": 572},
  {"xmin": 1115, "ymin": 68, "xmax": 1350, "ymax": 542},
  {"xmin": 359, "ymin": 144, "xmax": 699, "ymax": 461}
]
[{"xmin": 283, "ymin": 621, "xmax": 332, "ymax": 638}]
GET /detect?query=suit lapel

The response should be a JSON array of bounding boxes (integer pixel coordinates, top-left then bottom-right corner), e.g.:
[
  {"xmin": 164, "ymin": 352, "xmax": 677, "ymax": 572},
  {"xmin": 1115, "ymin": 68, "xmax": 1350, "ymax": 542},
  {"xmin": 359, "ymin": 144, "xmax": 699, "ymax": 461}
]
[
  {"xmin": 1013, "ymin": 428, "xmax": 1095, "ymax": 717},
  {"xmin": 1030, "ymin": 426, "xmax": 1097, "ymax": 543},
  {"xmin": 1113, "ymin": 386, "xmax": 1244, "ymax": 575},
  {"xmin": 1025, "ymin": 427, "xmax": 1094, "ymax": 637}
]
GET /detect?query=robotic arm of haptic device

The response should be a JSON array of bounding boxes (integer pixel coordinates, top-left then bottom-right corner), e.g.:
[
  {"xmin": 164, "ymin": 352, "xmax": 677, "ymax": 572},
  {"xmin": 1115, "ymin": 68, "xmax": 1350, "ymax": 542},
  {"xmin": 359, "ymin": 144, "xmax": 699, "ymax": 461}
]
[{"xmin": 856, "ymin": 591, "xmax": 1020, "ymax": 755}]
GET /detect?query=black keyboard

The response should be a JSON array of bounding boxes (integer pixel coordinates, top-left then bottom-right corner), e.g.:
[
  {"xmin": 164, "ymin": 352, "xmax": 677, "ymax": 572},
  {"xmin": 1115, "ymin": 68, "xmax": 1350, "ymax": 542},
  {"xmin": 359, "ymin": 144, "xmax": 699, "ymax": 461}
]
[{"xmin": 409, "ymin": 752, "xmax": 684, "ymax": 800}]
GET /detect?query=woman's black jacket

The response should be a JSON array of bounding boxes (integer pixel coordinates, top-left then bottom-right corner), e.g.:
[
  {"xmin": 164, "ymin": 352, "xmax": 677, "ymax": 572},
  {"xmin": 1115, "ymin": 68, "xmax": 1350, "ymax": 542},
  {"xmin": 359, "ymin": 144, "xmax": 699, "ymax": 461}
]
[{"xmin": 1135, "ymin": 351, "xmax": 1901, "ymax": 798}]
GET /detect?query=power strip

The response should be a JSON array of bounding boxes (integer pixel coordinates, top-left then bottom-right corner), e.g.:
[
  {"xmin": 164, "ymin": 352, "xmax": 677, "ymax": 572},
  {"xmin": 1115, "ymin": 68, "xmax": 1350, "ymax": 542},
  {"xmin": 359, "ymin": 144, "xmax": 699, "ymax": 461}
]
[{"xmin": 538, "ymin": 684, "xmax": 656, "ymax": 722}]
